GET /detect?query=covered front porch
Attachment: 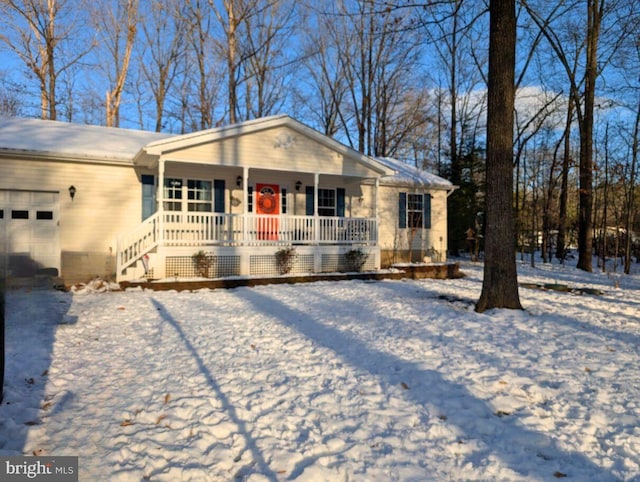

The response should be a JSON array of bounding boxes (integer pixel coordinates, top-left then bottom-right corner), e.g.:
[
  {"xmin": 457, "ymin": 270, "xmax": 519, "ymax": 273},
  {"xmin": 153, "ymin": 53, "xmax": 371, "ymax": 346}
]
[
  {"xmin": 115, "ymin": 116, "xmax": 397, "ymax": 282},
  {"xmin": 116, "ymin": 212, "xmax": 379, "ymax": 281}
]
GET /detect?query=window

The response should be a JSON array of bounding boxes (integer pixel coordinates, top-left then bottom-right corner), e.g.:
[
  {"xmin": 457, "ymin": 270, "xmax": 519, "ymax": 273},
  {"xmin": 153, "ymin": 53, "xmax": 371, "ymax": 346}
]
[
  {"xmin": 407, "ymin": 194, "xmax": 423, "ymax": 228},
  {"xmin": 399, "ymin": 192, "xmax": 431, "ymax": 229},
  {"xmin": 306, "ymin": 187, "xmax": 346, "ymax": 216},
  {"xmin": 318, "ymin": 188, "xmax": 336, "ymax": 216},
  {"xmin": 36, "ymin": 211, "xmax": 54, "ymax": 220},
  {"xmin": 0, "ymin": 210, "xmax": 3, "ymax": 219},
  {"xmin": 187, "ymin": 180, "xmax": 212, "ymax": 212},
  {"xmin": 163, "ymin": 178, "xmax": 182, "ymax": 211},
  {"xmin": 11, "ymin": 210, "xmax": 28, "ymax": 219}
]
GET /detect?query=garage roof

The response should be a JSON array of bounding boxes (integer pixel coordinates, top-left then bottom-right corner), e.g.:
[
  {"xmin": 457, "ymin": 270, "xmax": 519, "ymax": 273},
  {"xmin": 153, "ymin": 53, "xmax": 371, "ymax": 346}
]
[{"xmin": 0, "ymin": 117, "xmax": 172, "ymax": 163}]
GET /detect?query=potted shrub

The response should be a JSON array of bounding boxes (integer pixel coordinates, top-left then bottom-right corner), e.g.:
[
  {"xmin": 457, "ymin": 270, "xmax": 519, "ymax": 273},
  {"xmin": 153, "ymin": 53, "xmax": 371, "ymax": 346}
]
[
  {"xmin": 275, "ymin": 247, "xmax": 297, "ymax": 275},
  {"xmin": 192, "ymin": 250, "xmax": 211, "ymax": 278},
  {"xmin": 344, "ymin": 249, "xmax": 368, "ymax": 272}
]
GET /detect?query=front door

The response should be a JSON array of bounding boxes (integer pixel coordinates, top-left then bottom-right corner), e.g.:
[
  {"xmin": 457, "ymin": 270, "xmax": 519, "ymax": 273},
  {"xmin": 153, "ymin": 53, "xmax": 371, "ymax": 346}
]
[{"xmin": 256, "ymin": 183, "xmax": 279, "ymax": 240}]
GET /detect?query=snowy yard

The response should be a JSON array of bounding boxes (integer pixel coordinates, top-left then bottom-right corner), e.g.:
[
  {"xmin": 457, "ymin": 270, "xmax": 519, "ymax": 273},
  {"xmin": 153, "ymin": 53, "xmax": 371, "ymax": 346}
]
[{"xmin": 1, "ymin": 260, "xmax": 639, "ymax": 481}]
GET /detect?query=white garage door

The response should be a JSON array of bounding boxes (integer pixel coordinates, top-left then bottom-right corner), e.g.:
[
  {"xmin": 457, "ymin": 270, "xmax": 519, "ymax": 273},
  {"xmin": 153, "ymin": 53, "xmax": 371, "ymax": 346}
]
[{"xmin": 0, "ymin": 190, "xmax": 60, "ymax": 277}]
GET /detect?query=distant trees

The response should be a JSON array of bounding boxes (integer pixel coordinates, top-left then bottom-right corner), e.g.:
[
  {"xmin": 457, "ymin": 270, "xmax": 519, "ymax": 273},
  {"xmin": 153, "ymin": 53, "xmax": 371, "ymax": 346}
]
[
  {"xmin": 0, "ymin": 0, "xmax": 93, "ymax": 120},
  {"xmin": 299, "ymin": 1, "xmax": 431, "ymax": 158}
]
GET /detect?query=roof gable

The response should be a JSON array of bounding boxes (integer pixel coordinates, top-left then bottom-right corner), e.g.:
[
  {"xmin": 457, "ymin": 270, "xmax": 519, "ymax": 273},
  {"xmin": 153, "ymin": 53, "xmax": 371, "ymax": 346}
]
[{"xmin": 136, "ymin": 115, "xmax": 395, "ymax": 177}]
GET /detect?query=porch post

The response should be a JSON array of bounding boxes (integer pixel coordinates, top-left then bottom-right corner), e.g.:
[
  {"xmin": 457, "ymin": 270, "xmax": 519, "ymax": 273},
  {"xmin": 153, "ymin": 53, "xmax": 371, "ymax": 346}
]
[
  {"xmin": 314, "ymin": 172, "xmax": 319, "ymax": 235},
  {"xmin": 313, "ymin": 172, "xmax": 321, "ymax": 273},
  {"xmin": 156, "ymin": 159, "xmax": 166, "ymax": 278},
  {"xmin": 242, "ymin": 166, "xmax": 249, "ymax": 214},
  {"xmin": 374, "ymin": 177, "xmax": 380, "ymax": 246},
  {"xmin": 241, "ymin": 166, "xmax": 250, "ymax": 276},
  {"xmin": 242, "ymin": 166, "xmax": 249, "ymax": 239},
  {"xmin": 157, "ymin": 159, "xmax": 165, "ymax": 240},
  {"xmin": 374, "ymin": 178, "xmax": 379, "ymax": 218}
]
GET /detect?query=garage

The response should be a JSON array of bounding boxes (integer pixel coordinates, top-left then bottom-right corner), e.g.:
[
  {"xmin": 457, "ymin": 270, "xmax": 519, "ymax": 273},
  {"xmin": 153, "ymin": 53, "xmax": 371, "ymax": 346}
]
[{"xmin": 0, "ymin": 190, "xmax": 60, "ymax": 277}]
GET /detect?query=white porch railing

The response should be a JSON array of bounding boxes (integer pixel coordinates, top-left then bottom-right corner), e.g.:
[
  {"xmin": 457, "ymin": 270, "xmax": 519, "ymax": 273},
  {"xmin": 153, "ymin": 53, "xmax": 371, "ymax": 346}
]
[
  {"xmin": 161, "ymin": 213, "xmax": 377, "ymax": 246},
  {"xmin": 116, "ymin": 211, "xmax": 161, "ymax": 275},
  {"xmin": 117, "ymin": 213, "xmax": 377, "ymax": 274}
]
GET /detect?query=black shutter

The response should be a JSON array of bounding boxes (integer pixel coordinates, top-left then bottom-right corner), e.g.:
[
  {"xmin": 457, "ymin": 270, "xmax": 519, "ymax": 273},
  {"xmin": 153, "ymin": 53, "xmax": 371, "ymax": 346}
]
[
  {"xmin": 337, "ymin": 188, "xmax": 346, "ymax": 217},
  {"xmin": 141, "ymin": 174, "xmax": 156, "ymax": 220},
  {"xmin": 398, "ymin": 192, "xmax": 407, "ymax": 228},
  {"xmin": 423, "ymin": 193, "xmax": 431, "ymax": 229},
  {"xmin": 305, "ymin": 186, "xmax": 314, "ymax": 215},
  {"xmin": 214, "ymin": 179, "xmax": 225, "ymax": 213}
]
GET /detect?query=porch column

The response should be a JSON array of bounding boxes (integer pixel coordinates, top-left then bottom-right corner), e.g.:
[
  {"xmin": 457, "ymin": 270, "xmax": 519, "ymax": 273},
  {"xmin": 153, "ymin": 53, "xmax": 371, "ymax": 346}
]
[
  {"xmin": 374, "ymin": 177, "xmax": 380, "ymax": 246},
  {"xmin": 374, "ymin": 178, "xmax": 379, "ymax": 219},
  {"xmin": 242, "ymin": 166, "xmax": 249, "ymax": 214},
  {"xmin": 242, "ymin": 166, "xmax": 249, "ymax": 240},
  {"xmin": 313, "ymin": 172, "xmax": 319, "ymax": 236},
  {"xmin": 157, "ymin": 159, "xmax": 165, "ymax": 235},
  {"xmin": 241, "ymin": 166, "xmax": 250, "ymax": 276},
  {"xmin": 156, "ymin": 159, "xmax": 166, "ymax": 278},
  {"xmin": 313, "ymin": 172, "xmax": 321, "ymax": 273}
]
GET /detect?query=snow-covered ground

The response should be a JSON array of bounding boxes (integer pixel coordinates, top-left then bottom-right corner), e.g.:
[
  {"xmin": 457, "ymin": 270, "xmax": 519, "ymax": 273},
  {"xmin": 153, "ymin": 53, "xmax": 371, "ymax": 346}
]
[{"xmin": 1, "ymin": 259, "xmax": 639, "ymax": 481}]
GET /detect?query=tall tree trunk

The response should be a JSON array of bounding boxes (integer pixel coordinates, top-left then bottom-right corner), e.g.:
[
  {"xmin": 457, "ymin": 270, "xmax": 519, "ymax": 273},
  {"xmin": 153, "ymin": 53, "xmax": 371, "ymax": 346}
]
[
  {"xmin": 556, "ymin": 100, "xmax": 574, "ymax": 262},
  {"xmin": 476, "ymin": 0, "xmax": 522, "ymax": 312},
  {"xmin": 624, "ymin": 106, "xmax": 639, "ymax": 274},
  {"xmin": 576, "ymin": 0, "xmax": 604, "ymax": 271}
]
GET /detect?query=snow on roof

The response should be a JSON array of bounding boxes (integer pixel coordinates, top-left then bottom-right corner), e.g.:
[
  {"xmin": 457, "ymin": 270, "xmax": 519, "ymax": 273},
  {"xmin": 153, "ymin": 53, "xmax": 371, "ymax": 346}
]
[
  {"xmin": 375, "ymin": 156, "xmax": 454, "ymax": 189},
  {"xmin": 0, "ymin": 116, "xmax": 172, "ymax": 162}
]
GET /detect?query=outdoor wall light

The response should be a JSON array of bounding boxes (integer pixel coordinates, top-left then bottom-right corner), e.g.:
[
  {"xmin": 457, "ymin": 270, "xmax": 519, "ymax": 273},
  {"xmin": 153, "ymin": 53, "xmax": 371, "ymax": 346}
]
[
  {"xmin": 236, "ymin": 175, "xmax": 243, "ymax": 187},
  {"xmin": 295, "ymin": 180, "xmax": 302, "ymax": 191},
  {"xmin": 68, "ymin": 185, "xmax": 77, "ymax": 201}
]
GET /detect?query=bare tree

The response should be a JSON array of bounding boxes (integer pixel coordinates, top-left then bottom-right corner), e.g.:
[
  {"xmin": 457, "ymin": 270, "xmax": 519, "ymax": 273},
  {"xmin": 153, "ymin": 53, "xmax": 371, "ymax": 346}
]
[
  {"xmin": 476, "ymin": 0, "xmax": 522, "ymax": 312},
  {"xmin": 183, "ymin": 0, "xmax": 223, "ymax": 130},
  {"xmin": 90, "ymin": 0, "xmax": 139, "ymax": 127},
  {"xmin": 241, "ymin": 0, "xmax": 296, "ymax": 120},
  {"xmin": 0, "ymin": 0, "xmax": 93, "ymax": 120},
  {"xmin": 304, "ymin": 0, "xmax": 429, "ymax": 157},
  {"xmin": 138, "ymin": 0, "xmax": 187, "ymax": 132},
  {"xmin": 297, "ymin": 23, "xmax": 349, "ymax": 138},
  {"xmin": 523, "ymin": 0, "xmax": 619, "ymax": 271},
  {"xmin": 209, "ymin": 0, "xmax": 252, "ymax": 124}
]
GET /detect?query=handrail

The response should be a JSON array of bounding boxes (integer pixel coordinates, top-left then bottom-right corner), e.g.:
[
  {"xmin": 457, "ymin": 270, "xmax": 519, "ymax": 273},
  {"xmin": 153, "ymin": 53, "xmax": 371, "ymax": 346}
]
[{"xmin": 116, "ymin": 212, "xmax": 161, "ymax": 275}]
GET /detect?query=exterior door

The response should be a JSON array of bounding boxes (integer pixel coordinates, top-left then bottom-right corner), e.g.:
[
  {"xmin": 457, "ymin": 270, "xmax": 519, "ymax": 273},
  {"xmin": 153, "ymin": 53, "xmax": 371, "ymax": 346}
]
[
  {"xmin": 256, "ymin": 183, "xmax": 279, "ymax": 240},
  {"xmin": 0, "ymin": 190, "xmax": 60, "ymax": 276}
]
